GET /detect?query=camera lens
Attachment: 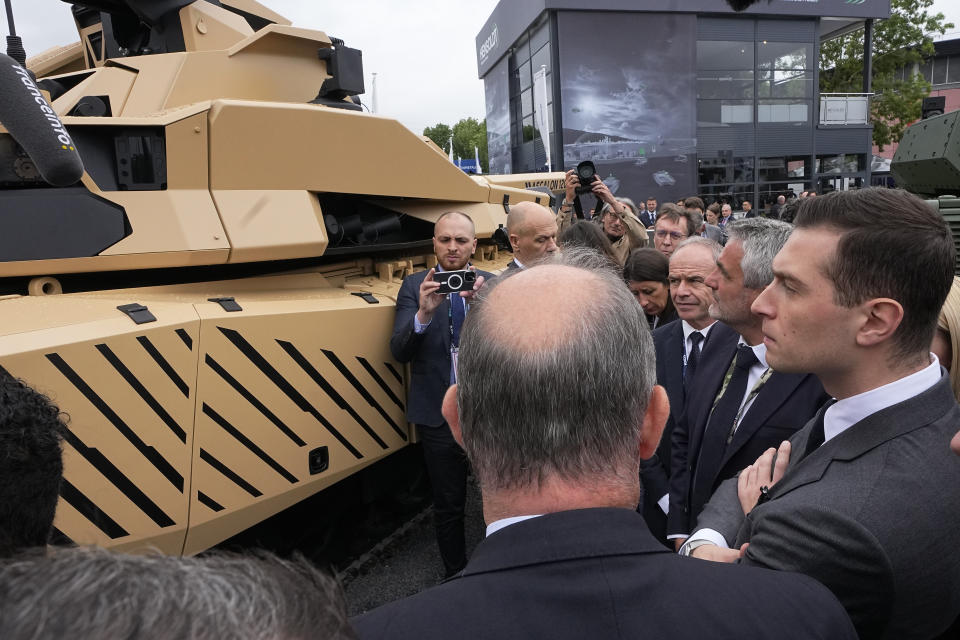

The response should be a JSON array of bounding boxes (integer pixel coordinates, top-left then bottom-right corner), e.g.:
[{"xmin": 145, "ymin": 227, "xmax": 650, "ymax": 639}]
[{"xmin": 447, "ymin": 275, "xmax": 463, "ymax": 290}]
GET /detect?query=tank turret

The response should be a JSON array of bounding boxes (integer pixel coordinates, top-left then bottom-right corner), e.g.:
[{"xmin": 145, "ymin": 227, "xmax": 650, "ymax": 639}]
[
  {"xmin": 891, "ymin": 110, "xmax": 960, "ymax": 273},
  {"xmin": 1, "ymin": 0, "xmax": 561, "ymax": 555}
]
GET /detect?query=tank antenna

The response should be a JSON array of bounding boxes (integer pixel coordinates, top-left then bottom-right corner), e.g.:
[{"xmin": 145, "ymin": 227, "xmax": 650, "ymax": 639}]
[{"xmin": 3, "ymin": 0, "xmax": 26, "ymax": 66}]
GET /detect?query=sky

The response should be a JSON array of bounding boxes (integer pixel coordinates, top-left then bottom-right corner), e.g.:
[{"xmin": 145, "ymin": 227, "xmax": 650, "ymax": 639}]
[{"xmin": 3, "ymin": 0, "xmax": 959, "ymax": 137}]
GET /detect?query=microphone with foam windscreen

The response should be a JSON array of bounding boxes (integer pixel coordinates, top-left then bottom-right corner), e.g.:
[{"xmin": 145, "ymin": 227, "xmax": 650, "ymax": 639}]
[{"xmin": 0, "ymin": 52, "xmax": 84, "ymax": 186}]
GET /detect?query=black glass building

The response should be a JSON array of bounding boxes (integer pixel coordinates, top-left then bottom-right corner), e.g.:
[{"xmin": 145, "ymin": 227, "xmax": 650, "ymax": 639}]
[{"xmin": 476, "ymin": 0, "xmax": 889, "ymax": 210}]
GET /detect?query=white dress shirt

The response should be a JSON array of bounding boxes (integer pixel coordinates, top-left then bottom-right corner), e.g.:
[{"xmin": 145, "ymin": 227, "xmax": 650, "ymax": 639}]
[
  {"xmin": 486, "ymin": 514, "xmax": 541, "ymax": 537},
  {"xmin": 681, "ymin": 354, "xmax": 942, "ymax": 554}
]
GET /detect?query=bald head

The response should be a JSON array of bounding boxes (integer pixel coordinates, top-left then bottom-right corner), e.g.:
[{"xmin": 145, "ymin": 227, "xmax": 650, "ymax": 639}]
[
  {"xmin": 452, "ymin": 250, "xmax": 663, "ymax": 500},
  {"xmin": 507, "ymin": 201, "xmax": 558, "ymax": 266},
  {"xmin": 485, "ymin": 265, "xmax": 606, "ymax": 353}
]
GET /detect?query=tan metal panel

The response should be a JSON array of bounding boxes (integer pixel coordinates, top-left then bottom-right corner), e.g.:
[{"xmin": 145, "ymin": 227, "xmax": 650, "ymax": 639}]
[
  {"xmin": 211, "ymin": 190, "xmax": 329, "ymax": 263},
  {"xmin": 179, "ymin": 1, "xmax": 255, "ymax": 53},
  {"xmin": 166, "ymin": 112, "xmax": 210, "ymax": 190},
  {"xmin": 207, "ymin": 100, "xmax": 490, "ymax": 201},
  {"xmin": 0, "ymin": 299, "xmax": 199, "ymax": 555},
  {"xmin": 183, "ymin": 292, "xmax": 408, "ymax": 553}
]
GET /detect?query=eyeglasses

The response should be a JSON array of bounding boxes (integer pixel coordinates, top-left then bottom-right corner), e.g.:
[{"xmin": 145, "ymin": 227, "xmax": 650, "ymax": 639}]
[{"xmin": 655, "ymin": 230, "xmax": 687, "ymax": 241}]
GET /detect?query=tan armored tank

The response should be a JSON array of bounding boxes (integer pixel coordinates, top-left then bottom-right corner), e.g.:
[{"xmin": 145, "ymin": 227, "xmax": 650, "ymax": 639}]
[{"xmin": 0, "ymin": 0, "xmax": 561, "ymax": 555}]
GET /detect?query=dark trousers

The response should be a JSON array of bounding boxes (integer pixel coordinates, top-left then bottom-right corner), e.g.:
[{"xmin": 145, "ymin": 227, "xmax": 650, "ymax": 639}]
[{"xmin": 417, "ymin": 423, "xmax": 468, "ymax": 577}]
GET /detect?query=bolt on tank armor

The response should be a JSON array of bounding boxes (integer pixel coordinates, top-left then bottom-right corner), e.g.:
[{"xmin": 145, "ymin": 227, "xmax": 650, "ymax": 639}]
[{"xmin": 0, "ymin": 0, "xmax": 563, "ymax": 555}]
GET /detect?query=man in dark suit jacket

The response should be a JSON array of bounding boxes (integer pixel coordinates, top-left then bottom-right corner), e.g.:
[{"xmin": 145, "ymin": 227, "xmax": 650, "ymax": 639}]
[
  {"xmin": 639, "ymin": 196, "xmax": 658, "ymax": 228},
  {"xmin": 668, "ymin": 217, "xmax": 828, "ymax": 546},
  {"xmin": 505, "ymin": 201, "xmax": 558, "ymax": 271},
  {"xmin": 643, "ymin": 236, "xmax": 730, "ymax": 546},
  {"xmin": 357, "ymin": 252, "xmax": 856, "ymax": 640},
  {"xmin": 688, "ymin": 188, "xmax": 960, "ymax": 639},
  {"xmin": 390, "ymin": 211, "xmax": 491, "ymax": 577}
]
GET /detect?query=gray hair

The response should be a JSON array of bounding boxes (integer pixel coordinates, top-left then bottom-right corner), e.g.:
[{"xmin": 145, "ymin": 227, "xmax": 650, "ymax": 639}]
[
  {"xmin": 0, "ymin": 547, "xmax": 356, "ymax": 640},
  {"xmin": 600, "ymin": 197, "xmax": 639, "ymax": 217},
  {"xmin": 673, "ymin": 235, "xmax": 722, "ymax": 261},
  {"xmin": 458, "ymin": 246, "xmax": 655, "ymax": 492},
  {"xmin": 726, "ymin": 217, "xmax": 793, "ymax": 289}
]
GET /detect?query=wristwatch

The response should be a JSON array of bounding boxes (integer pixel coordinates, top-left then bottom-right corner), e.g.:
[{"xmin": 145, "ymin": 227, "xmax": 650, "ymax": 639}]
[{"xmin": 679, "ymin": 538, "xmax": 715, "ymax": 557}]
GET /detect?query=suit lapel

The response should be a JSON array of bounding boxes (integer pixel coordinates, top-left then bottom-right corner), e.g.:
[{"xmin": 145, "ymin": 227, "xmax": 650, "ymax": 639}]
[
  {"xmin": 688, "ymin": 338, "xmax": 738, "ymax": 456},
  {"xmin": 720, "ymin": 372, "xmax": 806, "ymax": 467},
  {"xmin": 663, "ymin": 324, "xmax": 685, "ymax": 410},
  {"xmin": 768, "ymin": 374, "xmax": 956, "ymax": 501}
]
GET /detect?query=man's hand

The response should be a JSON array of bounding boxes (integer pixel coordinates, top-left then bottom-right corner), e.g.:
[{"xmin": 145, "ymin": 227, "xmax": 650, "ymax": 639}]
[
  {"xmin": 416, "ymin": 269, "xmax": 444, "ymax": 324},
  {"xmin": 673, "ymin": 537, "xmax": 687, "ymax": 552},
  {"xmin": 460, "ymin": 267, "xmax": 486, "ymax": 303},
  {"xmin": 691, "ymin": 543, "xmax": 748, "ymax": 563},
  {"xmin": 564, "ymin": 169, "xmax": 579, "ymax": 202},
  {"xmin": 737, "ymin": 440, "xmax": 791, "ymax": 515},
  {"xmin": 591, "ymin": 178, "xmax": 616, "ymax": 206}
]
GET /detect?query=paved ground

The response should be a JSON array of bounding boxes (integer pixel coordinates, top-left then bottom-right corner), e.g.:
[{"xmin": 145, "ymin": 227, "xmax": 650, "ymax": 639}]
[{"xmin": 342, "ymin": 478, "xmax": 485, "ymax": 617}]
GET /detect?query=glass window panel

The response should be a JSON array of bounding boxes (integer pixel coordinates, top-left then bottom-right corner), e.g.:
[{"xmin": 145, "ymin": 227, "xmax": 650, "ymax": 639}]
[
  {"xmin": 515, "ymin": 34, "xmax": 530, "ymax": 63},
  {"xmin": 522, "ymin": 116, "xmax": 535, "ymax": 142},
  {"xmin": 758, "ymin": 42, "xmax": 811, "ymax": 70},
  {"xmin": 531, "ymin": 44, "xmax": 550, "ymax": 76},
  {"xmin": 816, "ymin": 154, "xmax": 865, "ymax": 174},
  {"xmin": 698, "ymin": 100, "xmax": 753, "ymax": 124},
  {"xmin": 519, "ymin": 60, "xmax": 532, "ymax": 91},
  {"xmin": 697, "ymin": 70, "xmax": 754, "ymax": 99},
  {"xmin": 698, "ymin": 153, "xmax": 754, "ymax": 184},
  {"xmin": 948, "ymin": 55, "xmax": 960, "ymax": 84},
  {"xmin": 520, "ymin": 88, "xmax": 533, "ymax": 117},
  {"xmin": 697, "ymin": 41, "xmax": 754, "ymax": 71},
  {"xmin": 697, "ymin": 185, "xmax": 755, "ymax": 209},
  {"xmin": 758, "ymin": 156, "xmax": 810, "ymax": 181},
  {"xmin": 758, "ymin": 99, "xmax": 809, "ymax": 123},
  {"xmin": 758, "ymin": 70, "xmax": 812, "ymax": 98},
  {"xmin": 918, "ymin": 59, "xmax": 933, "ymax": 83},
  {"xmin": 530, "ymin": 19, "xmax": 549, "ymax": 53},
  {"xmin": 933, "ymin": 57, "xmax": 947, "ymax": 85}
]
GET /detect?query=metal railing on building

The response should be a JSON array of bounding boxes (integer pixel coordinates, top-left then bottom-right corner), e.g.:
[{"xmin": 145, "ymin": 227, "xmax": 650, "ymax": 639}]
[{"xmin": 819, "ymin": 93, "xmax": 873, "ymax": 125}]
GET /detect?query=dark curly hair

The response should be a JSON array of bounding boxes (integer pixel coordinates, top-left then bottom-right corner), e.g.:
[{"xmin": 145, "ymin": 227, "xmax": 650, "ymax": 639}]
[{"xmin": 0, "ymin": 368, "xmax": 67, "ymax": 557}]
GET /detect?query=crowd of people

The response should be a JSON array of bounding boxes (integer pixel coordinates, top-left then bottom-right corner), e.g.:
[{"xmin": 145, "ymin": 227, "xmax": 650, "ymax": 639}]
[{"xmin": 1, "ymin": 185, "xmax": 960, "ymax": 639}]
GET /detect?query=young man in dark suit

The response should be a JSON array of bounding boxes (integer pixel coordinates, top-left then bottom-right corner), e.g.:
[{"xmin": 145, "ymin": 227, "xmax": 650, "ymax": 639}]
[
  {"xmin": 668, "ymin": 218, "xmax": 828, "ymax": 548},
  {"xmin": 356, "ymin": 250, "xmax": 856, "ymax": 640},
  {"xmin": 689, "ymin": 188, "xmax": 960, "ymax": 639},
  {"xmin": 390, "ymin": 211, "xmax": 491, "ymax": 578}
]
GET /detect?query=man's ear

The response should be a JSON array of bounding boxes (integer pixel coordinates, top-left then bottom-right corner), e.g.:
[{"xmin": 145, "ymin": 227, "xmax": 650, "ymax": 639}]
[
  {"xmin": 508, "ymin": 232, "xmax": 520, "ymax": 253},
  {"xmin": 441, "ymin": 384, "xmax": 463, "ymax": 447},
  {"xmin": 856, "ymin": 298, "xmax": 904, "ymax": 348},
  {"xmin": 638, "ymin": 385, "xmax": 670, "ymax": 460}
]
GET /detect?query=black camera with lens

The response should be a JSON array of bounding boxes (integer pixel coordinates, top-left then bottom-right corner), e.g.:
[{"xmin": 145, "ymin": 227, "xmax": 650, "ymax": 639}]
[
  {"xmin": 575, "ymin": 160, "xmax": 600, "ymax": 194},
  {"xmin": 435, "ymin": 270, "xmax": 477, "ymax": 294}
]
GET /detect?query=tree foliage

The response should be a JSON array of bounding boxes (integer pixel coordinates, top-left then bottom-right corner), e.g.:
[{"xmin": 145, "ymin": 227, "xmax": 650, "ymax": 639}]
[
  {"xmin": 819, "ymin": 0, "xmax": 953, "ymax": 150},
  {"xmin": 423, "ymin": 118, "xmax": 488, "ymax": 172}
]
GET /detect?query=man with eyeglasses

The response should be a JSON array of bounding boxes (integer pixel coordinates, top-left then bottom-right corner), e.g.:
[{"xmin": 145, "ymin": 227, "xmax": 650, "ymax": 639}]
[{"xmin": 651, "ymin": 205, "xmax": 694, "ymax": 257}]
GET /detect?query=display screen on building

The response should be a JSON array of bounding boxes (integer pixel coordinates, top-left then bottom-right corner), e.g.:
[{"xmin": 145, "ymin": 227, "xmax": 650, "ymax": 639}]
[
  {"xmin": 557, "ymin": 11, "xmax": 697, "ymax": 205},
  {"xmin": 484, "ymin": 57, "xmax": 512, "ymax": 175}
]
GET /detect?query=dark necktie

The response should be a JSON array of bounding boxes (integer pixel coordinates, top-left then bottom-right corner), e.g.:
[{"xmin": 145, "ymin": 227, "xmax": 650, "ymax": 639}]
[
  {"xmin": 695, "ymin": 345, "xmax": 759, "ymax": 491},
  {"xmin": 450, "ymin": 293, "xmax": 465, "ymax": 348},
  {"xmin": 802, "ymin": 407, "xmax": 828, "ymax": 458},
  {"xmin": 684, "ymin": 331, "xmax": 704, "ymax": 385}
]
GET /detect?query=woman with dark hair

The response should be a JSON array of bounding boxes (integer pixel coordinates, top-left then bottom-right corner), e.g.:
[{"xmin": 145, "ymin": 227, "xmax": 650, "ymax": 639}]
[
  {"xmin": 559, "ymin": 221, "xmax": 618, "ymax": 265},
  {"xmin": 623, "ymin": 248, "xmax": 677, "ymax": 330}
]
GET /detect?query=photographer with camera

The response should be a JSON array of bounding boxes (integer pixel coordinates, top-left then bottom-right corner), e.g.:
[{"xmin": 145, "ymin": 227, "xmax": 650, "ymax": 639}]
[
  {"xmin": 557, "ymin": 164, "xmax": 648, "ymax": 267},
  {"xmin": 391, "ymin": 211, "xmax": 492, "ymax": 579}
]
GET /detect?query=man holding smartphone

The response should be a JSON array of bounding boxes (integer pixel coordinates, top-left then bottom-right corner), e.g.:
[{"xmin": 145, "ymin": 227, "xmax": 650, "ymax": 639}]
[{"xmin": 390, "ymin": 211, "xmax": 491, "ymax": 578}]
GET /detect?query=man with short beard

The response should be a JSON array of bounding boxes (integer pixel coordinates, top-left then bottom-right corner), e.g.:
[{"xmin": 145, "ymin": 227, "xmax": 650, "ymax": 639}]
[
  {"xmin": 391, "ymin": 211, "xmax": 491, "ymax": 578},
  {"xmin": 667, "ymin": 218, "xmax": 827, "ymax": 548}
]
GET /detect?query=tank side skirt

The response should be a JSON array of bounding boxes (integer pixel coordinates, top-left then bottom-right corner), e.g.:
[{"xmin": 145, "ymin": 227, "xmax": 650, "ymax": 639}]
[
  {"xmin": 321, "ymin": 349, "xmax": 406, "ymax": 440},
  {"xmin": 217, "ymin": 327, "xmax": 363, "ymax": 459},
  {"xmin": 356, "ymin": 356, "xmax": 404, "ymax": 410},
  {"xmin": 200, "ymin": 402, "xmax": 298, "ymax": 484}
]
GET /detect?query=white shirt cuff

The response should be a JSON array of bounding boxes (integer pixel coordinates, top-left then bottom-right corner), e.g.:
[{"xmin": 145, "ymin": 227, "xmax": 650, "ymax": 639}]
[
  {"xmin": 413, "ymin": 314, "xmax": 430, "ymax": 333},
  {"xmin": 678, "ymin": 528, "xmax": 729, "ymax": 555}
]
